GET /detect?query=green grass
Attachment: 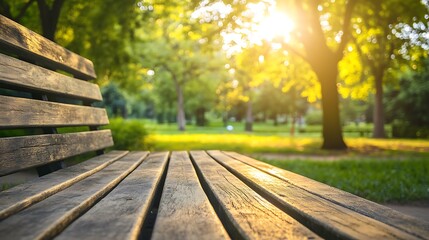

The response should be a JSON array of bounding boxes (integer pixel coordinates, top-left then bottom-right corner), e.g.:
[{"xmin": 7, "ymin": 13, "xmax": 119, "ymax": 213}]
[
  {"xmin": 261, "ymin": 158, "xmax": 429, "ymax": 203},
  {"xmin": 144, "ymin": 119, "xmax": 379, "ymax": 137},
  {"xmin": 141, "ymin": 120, "xmax": 429, "ymax": 203}
]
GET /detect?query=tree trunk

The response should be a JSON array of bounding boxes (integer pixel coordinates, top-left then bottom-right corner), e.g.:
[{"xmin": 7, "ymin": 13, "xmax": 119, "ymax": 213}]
[
  {"xmin": 176, "ymin": 84, "xmax": 186, "ymax": 131},
  {"xmin": 195, "ymin": 108, "xmax": 205, "ymax": 126},
  {"xmin": 222, "ymin": 112, "xmax": 228, "ymax": 127},
  {"xmin": 316, "ymin": 64, "xmax": 347, "ymax": 150},
  {"xmin": 245, "ymin": 98, "xmax": 253, "ymax": 132},
  {"xmin": 37, "ymin": 0, "xmax": 64, "ymax": 41},
  {"xmin": 373, "ymin": 71, "xmax": 386, "ymax": 138},
  {"xmin": 290, "ymin": 114, "xmax": 296, "ymax": 136}
]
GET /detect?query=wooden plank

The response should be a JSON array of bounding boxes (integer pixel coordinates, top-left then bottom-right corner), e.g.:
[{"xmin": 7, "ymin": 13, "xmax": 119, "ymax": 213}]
[
  {"xmin": 0, "ymin": 130, "xmax": 113, "ymax": 176},
  {"xmin": 0, "ymin": 95, "xmax": 108, "ymax": 128},
  {"xmin": 0, "ymin": 151, "xmax": 128, "ymax": 220},
  {"xmin": 208, "ymin": 151, "xmax": 419, "ymax": 239},
  {"xmin": 0, "ymin": 151, "xmax": 148, "ymax": 240},
  {"xmin": 224, "ymin": 151, "xmax": 429, "ymax": 239},
  {"xmin": 57, "ymin": 152, "xmax": 169, "ymax": 240},
  {"xmin": 0, "ymin": 15, "xmax": 96, "ymax": 80},
  {"xmin": 190, "ymin": 151, "xmax": 320, "ymax": 240},
  {"xmin": 152, "ymin": 151, "xmax": 229, "ymax": 240},
  {"xmin": 0, "ymin": 53, "xmax": 102, "ymax": 101}
]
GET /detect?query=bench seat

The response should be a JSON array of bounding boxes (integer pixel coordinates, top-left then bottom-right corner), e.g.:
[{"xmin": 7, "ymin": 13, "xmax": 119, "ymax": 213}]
[{"xmin": 1, "ymin": 151, "xmax": 428, "ymax": 239}]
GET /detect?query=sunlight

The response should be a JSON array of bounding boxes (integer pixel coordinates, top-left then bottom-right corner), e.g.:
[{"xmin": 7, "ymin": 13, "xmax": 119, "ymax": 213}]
[{"xmin": 253, "ymin": 11, "xmax": 295, "ymax": 43}]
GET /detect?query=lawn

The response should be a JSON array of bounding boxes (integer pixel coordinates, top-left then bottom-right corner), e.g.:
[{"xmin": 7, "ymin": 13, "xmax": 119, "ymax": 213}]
[{"xmin": 142, "ymin": 120, "xmax": 429, "ymax": 203}]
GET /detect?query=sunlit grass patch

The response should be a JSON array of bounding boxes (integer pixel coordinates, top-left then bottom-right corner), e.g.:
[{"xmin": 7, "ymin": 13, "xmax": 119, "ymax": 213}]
[
  {"xmin": 150, "ymin": 133, "xmax": 429, "ymax": 157},
  {"xmin": 150, "ymin": 134, "xmax": 322, "ymax": 153},
  {"xmin": 346, "ymin": 138, "xmax": 429, "ymax": 154}
]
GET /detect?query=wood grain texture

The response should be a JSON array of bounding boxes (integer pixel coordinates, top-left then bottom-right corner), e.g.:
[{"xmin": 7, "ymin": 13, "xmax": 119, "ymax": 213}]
[
  {"xmin": 190, "ymin": 151, "xmax": 320, "ymax": 240},
  {"xmin": 0, "ymin": 15, "xmax": 96, "ymax": 80},
  {"xmin": 0, "ymin": 130, "xmax": 114, "ymax": 176},
  {"xmin": 0, "ymin": 151, "xmax": 148, "ymax": 240},
  {"xmin": 57, "ymin": 152, "xmax": 169, "ymax": 240},
  {"xmin": 0, "ymin": 151, "xmax": 128, "ymax": 220},
  {"xmin": 208, "ymin": 151, "xmax": 419, "ymax": 240},
  {"xmin": 152, "ymin": 151, "xmax": 229, "ymax": 240},
  {"xmin": 0, "ymin": 95, "xmax": 108, "ymax": 128},
  {"xmin": 224, "ymin": 151, "xmax": 429, "ymax": 239},
  {"xmin": 0, "ymin": 53, "xmax": 102, "ymax": 101}
]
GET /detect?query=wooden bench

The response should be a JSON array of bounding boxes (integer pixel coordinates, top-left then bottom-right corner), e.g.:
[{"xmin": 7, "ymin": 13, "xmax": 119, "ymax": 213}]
[{"xmin": 1, "ymin": 15, "xmax": 428, "ymax": 239}]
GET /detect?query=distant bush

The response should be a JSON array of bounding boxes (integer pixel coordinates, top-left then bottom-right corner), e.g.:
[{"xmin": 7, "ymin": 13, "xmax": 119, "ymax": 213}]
[
  {"xmin": 104, "ymin": 118, "xmax": 150, "ymax": 150},
  {"xmin": 392, "ymin": 122, "xmax": 429, "ymax": 139},
  {"xmin": 305, "ymin": 111, "xmax": 323, "ymax": 125}
]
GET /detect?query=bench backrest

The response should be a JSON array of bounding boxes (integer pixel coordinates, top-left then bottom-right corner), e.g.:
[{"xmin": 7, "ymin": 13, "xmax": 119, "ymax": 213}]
[{"xmin": 0, "ymin": 15, "xmax": 113, "ymax": 176}]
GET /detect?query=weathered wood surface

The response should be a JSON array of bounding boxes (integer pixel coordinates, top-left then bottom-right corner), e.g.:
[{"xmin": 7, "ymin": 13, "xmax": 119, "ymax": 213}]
[
  {"xmin": 0, "ymin": 130, "xmax": 113, "ymax": 176},
  {"xmin": 190, "ymin": 151, "xmax": 320, "ymax": 240},
  {"xmin": 0, "ymin": 151, "xmax": 148, "ymax": 240},
  {"xmin": 152, "ymin": 151, "xmax": 229, "ymax": 240},
  {"xmin": 57, "ymin": 152, "xmax": 169, "ymax": 240},
  {"xmin": 0, "ymin": 15, "xmax": 96, "ymax": 80},
  {"xmin": 1, "ymin": 150, "xmax": 429, "ymax": 239},
  {"xmin": 224, "ymin": 151, "xmax": 429, "ymax": 239},
  {"xmin": 208, "ymin": 151, "xmax": 419, "ymax": 239},
  {"xmin": 0, "ymin": 151, "xmax": 128, "ymax": 220},
  {"xmin": 0, "ymin": 53, "xmax": 102, "ymax": 101},
  {"xmin": 0, "ymin": 95, "xmax": 108, "ymax": 128}
]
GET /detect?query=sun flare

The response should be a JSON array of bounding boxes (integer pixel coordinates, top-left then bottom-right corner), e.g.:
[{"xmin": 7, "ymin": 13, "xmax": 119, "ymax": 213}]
[{"xmin": 254, "ymin": 11, "xmax": 295, "ymax": 43}]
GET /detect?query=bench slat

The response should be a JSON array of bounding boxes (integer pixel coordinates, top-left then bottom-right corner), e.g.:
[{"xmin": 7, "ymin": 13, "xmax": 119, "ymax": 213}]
[
  {"xmin": 0, "ymin": 53, "xmax": 102, "ymax": 101},
  {"xmin": 224, "ymin": 151, "xmax": 429, "ymax": 239},
  {"xmin": 0, "ymin": 130, "xmax": 113, "ymax": 176},
  {"xmin": 152, "ymin": 151, "xmax": 229, "ymax": 240},
  {"xmin": 208, "ymin": 151, "xmax": 418, "ymax": 239},
  {"xmin": 0, "ymin": 151, "xmax": 148, "ymax": 240},
  {"xmin": 0, "ymin": 95, "xmax": 109, "ymax": 128},
  {"xmin": 190, "ymin": 151, "xmax": 320, "ymax": 240},
  {"xmin": 57, "ymin": 152, "xmax": 169, "ymax": 240},
  {"xmin": 0, "ymin": 150, "xmax": 128, "ymax": 220},
  {"xmin": 0, "ymin": 15, "xmax": 96, "ymax": 80}
]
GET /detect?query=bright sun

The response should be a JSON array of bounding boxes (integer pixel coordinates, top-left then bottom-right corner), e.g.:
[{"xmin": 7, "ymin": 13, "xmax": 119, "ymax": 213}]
[{"xmin": 254, "ymin": 11, "xmax": 295, "ymax": 43}]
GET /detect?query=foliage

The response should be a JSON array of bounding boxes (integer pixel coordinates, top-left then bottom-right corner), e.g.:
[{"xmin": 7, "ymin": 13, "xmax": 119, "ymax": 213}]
[
  {"xmin": 349, "ymin": 0, "xmax": 429, "ymax": 138},
  {"xmin": 305, "ymin": 110, "xmax": 323, "ymax": 126},
  {"xmin": 3, "ymin": 0, "xmax": 429, "ymax": 146},
  {"xmin": 386, "ymin": 58, "xmax": 429, "ymax": 138},
  {"xmin": 263, "ymin": 158, "xmax": 429, "ymax": 203},
  {"xmin": 103, "ymin": 118, "xmax": 150, "ymax": 150},
  {"xmin": 100, "ymin": 83, "xmax": 127, "ymax": 118},
  {"xmin": 386, "ymin": 59, "xmax": 429, "ymax": 126}
]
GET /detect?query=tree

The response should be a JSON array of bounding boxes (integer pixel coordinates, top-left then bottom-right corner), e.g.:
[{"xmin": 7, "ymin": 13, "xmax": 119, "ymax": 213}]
[
  {"xmin": 186, "ymin": 54, "xmax": 227, "ymax": 126},
  {"xmin": 1, "ymin": 0, "xmax": 143, "ymax": 85},
  {"xmin": 1, "ymin": 0, "xmax": 64, "ymax": 41},
  {"xmin": 138, "ymin": 0, "xmax": 249, "ymax": 131},
  {"xmin": 230, "ymin": 43, "xmax": 273, "ymax": 131},
  {"xmin": 351, "ymin": 0, "xmax": 429, "ymax": 138},
  {"xmin": 385, "ymin": 58, "xmax": 429, "ymax": 137},
  {"xmin": 276, "ymin": 0, "xmax": 358, "ymax": 149},
  {"xmin": 101, "ymin": 83, "xmax": 128, "ymax": 118}
]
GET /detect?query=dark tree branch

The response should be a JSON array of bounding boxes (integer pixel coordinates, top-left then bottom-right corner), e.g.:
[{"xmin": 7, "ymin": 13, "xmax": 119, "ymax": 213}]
[
  {"xmin": 352, "ymin": 35, "xmax": 377, "ymax": 75},
  {"xmin": 280, "ymin": 42, "xmax": 311, "ymax": 63},
  {"xmin": 336, "ymin": 0, "xmax": 357, "ymax": 61},
  {"xmin": 15, "ymin": 0, "xmax": 36, "ymax": 21},
  {"xmin": 0, "ymin": 1, "xmax": 14, "ymax": 19}
]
